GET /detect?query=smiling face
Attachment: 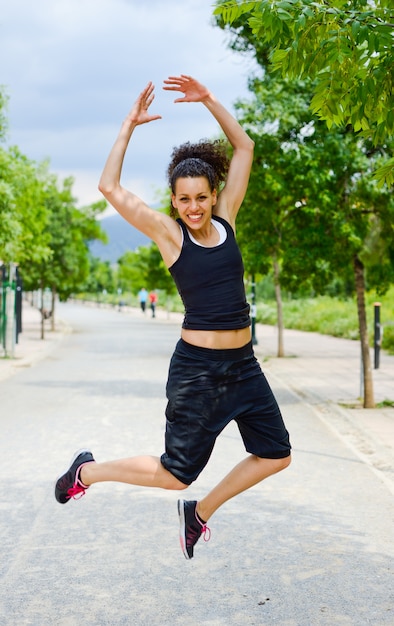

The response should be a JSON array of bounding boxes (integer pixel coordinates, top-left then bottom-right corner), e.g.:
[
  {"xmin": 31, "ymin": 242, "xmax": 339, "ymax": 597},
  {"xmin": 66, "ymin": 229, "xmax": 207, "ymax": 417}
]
[{"xmin": 171, "ymin": 176, "xmax": 217, "ymax": 231}]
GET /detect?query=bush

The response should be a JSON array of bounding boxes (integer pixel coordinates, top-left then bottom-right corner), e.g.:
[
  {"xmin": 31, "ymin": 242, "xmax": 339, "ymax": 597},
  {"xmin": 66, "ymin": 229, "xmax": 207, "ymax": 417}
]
[{"xmin": 382, "ymin": 325, "xmax": 394, "ymax": 354}]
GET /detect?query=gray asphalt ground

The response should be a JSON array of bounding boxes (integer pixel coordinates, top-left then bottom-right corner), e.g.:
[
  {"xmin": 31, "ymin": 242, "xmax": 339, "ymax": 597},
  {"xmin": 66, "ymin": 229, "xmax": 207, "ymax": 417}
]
[{"xmin": 0, "ymin": 301, "xmax": 393, "ymax": 626}]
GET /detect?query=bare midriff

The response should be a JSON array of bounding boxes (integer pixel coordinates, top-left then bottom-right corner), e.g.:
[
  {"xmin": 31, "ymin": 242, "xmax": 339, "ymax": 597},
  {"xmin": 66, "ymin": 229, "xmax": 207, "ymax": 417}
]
[{"xmin": 181, "ymin": 326, "xmax": 251, "ymax": 350}]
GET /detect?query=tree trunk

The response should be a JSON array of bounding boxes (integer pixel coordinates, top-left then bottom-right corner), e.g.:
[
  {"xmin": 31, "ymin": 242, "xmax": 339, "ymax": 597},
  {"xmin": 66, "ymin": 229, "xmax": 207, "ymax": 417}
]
[
  {"xmin": 353, "ymin": 255, "xmax": 375, "ymax": 408},
  {"xmin": 273, "ymin": 257, "xmax": 284, "ymax": 357},
  {"xmin": 40, "ymin": 283, "xmax": 45, "ymax": 340},
  {"xmin": 51, "ymin": 286, "xmax": 56, "ymax": 331}
]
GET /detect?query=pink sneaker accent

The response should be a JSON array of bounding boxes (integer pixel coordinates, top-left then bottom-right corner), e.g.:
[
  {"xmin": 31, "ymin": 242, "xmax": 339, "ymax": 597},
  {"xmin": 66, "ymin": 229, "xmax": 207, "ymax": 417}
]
[
  {"xmin": 66, "ymin": 463, "xmax": 90, "ymax": 500},
  {"xmin": 201, "ymin": 522, "xmax": 211, "ymax": 543}
]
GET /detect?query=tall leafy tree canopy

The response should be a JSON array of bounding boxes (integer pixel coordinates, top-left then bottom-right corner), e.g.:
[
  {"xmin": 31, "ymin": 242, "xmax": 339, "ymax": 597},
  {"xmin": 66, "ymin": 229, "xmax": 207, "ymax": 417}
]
[
  {"xmin": 215, "ymin": 0, "xmax": 394, "ymax": 184},
  {"xmin": 0, "ymin": 147, "xmax": 51, "ymax": 265},
  {"xmin": 21, "ymin": 174, "xmax": 108, "ymax": 300}
]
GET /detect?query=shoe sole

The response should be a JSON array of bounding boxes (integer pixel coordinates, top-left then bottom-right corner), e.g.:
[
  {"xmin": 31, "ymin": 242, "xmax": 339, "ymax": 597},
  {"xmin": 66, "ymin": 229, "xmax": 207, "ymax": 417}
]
[
  {"xmin": 177, "ymin": 499, "xmax": 191, "ymax": 560},
  {"xmin": 54, "ymin": 448, "xmax": 92, "ymax": 502}
]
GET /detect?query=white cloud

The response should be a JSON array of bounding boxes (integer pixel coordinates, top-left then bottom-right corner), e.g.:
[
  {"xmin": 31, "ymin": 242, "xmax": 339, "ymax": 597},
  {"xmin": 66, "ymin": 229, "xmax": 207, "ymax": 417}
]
[{"xmin": 0, "ymin": 0, "xmax": 258, "ymax": 206}]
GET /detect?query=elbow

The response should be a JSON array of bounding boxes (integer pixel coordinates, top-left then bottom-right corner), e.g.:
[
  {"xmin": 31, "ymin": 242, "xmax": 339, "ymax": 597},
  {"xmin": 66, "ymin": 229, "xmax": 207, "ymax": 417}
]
[
  {"xmin": 98, "ymin": 179, "xmax": 115, "ymax": 198},
  {"xmin": 98, "ymin": 177, "xmax": 108, "ymax": 195},
  {"xmin": 240, "ymin": 137, "xmax": 255, "ymax": 161},
  {"xmin": 240, "ymin": 136, "xmax": 254, "ymax": 157},
  {"xmin": 98, "ymin": 182, "xmax": 106, "ymax": 197}
]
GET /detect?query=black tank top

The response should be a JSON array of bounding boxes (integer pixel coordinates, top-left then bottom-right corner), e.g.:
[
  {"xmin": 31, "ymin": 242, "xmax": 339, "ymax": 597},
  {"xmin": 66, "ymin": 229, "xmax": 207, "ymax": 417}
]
[{"xmin": 169, "ymin": 215, "xmax": 251, "ymax": 331}]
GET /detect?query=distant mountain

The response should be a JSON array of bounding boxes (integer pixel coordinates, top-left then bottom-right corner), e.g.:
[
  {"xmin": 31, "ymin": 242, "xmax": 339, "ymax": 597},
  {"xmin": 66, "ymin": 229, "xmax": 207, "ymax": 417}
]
[{"xmin": 90, "ymin": 214, "xmax": 151, "ymax": 264}]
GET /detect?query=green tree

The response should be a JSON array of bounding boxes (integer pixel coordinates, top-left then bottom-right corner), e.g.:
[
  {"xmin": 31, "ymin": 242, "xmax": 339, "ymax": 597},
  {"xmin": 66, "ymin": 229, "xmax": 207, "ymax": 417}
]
[
  {"xmin": 284, "ymin": 142, "xmax": 394, "ymax": 407},
  {"xmin": 20, "ymin": 173, "xmax": 107, "ymax": 334},
  {"xmin": 237, "ymin": 78, "xmax": 318, "ymax": 356},
  {"xmin": 215, "ymin": 4, "xmax": 394, "ymax": 406},
  {"xmin": 0, "ymin": 148, "xmax": 51, "ymax": 266},
  {"xmin": 0, "ymin": 91, "xmax": 108, "ymax": 337},
  {"xmin": 117, "ymin": 250, "xmax": 144, "ymax": 294},
  {"xmin": 84, "ymin": 257, "xmax": 115, "ymax": 296},
  {"xmin": 225, "ymin": 73, "xmax": 393, "ymax": 405},
  {"xmin": 214, "ymin": 0, "xmax": 394, "ymax": 185},
  {"xmin": 118, "ymin": 243, "xmax": 176, "ymax": 298}
]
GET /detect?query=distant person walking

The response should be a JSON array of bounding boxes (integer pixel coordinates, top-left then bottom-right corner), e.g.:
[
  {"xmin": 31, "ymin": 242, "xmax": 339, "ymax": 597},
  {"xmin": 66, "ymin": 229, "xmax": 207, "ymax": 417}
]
[
  {"xmin": 149, "ymin": 290, "xmax": 158, "ymax": 318},
  {"xmin": 55, "ymin": 74, "xmax": 291, "ymax": 560},
  {"xmin": 137, "ymin": 287, "xmax": 148, "ymax": 313}
]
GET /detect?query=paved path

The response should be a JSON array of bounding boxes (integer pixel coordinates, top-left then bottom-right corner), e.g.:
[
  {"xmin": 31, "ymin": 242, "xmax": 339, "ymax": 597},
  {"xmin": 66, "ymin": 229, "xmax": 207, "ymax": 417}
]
[
  {"xmin": 3, "ymin": 302, "xmax": 393, "ymax": 487},
  {"xmin": 0, "ymin": 302, "xmax": 393, "ymax": 625}
]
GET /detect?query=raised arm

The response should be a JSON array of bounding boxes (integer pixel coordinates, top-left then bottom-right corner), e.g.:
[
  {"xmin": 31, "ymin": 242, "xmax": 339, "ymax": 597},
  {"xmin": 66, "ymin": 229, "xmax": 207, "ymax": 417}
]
[
  {"xmin": 163, "ymin": 75, "xmax": 254, "ymax": 224},
  {"xmin": 99, "ymin": 83, "xmax": 173, "ymax": 243}
]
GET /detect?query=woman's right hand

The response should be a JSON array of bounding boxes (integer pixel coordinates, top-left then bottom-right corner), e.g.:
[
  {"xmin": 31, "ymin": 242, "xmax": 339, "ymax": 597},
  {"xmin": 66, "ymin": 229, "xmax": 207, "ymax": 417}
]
[{"xmin": 126, "ymin": 82, "xmax": 162, "ymax": 126}]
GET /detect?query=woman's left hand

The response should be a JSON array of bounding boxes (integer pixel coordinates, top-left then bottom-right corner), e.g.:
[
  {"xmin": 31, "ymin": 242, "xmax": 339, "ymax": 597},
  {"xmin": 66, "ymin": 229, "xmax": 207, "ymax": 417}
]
[{"xmin": 163, "ymin": 74, "xmax": 211, "ymax": 103}]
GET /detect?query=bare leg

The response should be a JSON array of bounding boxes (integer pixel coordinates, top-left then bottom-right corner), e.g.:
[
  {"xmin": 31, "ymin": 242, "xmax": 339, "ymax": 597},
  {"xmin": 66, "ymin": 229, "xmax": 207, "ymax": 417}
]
[
  {"xmin": 80, "ymin": 455, "xmax": 188, "ymax": 491},
  {"xmin": 197, "ymin": 454, "xmax": 291, "ymax": 522}
]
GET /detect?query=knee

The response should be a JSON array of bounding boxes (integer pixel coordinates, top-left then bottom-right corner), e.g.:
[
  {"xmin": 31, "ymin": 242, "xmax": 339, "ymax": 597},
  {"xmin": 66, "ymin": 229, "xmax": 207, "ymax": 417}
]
[
  {"xmin": 173, "ymin": 479, "xmax": 189, "ymax": 491},
  {"xmin": 164, "ymin": 475, "xmax": 189, "ymax": 491},
  {"xmin": 256, "ymin": 454, "xmax": 291, "ymax": 475},
  {"xmin": 276, "ymin": 454, "xmax": 291, "ymax": 472}
]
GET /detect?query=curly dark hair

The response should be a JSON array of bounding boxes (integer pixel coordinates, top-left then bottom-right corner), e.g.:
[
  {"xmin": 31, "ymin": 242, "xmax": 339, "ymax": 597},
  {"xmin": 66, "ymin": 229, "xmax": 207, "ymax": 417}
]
[{"xmin": 167, "ymin": 139, "xmax": 230, "ymax": 218}]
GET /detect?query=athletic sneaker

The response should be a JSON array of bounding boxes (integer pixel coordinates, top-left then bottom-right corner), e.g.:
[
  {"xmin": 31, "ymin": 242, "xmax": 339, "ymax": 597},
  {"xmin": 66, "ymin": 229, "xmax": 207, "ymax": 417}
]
[
  {"xmin": 55, "ymin": 449, "xmax": 95, "ymax": 504},
  {"xmin": 177, "ymin": 499, "xmax": 211, "ymax": 560}
]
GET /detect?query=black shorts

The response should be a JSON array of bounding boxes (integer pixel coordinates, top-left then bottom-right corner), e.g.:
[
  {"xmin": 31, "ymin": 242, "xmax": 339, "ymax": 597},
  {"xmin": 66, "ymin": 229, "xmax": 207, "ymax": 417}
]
[{"xmin": 160, "ymin": 339, "xmax": 291, "ymax": 485}]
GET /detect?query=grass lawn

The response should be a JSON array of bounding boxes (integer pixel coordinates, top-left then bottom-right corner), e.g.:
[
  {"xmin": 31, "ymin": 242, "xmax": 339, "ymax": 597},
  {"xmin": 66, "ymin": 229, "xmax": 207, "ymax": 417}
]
[{"xmin": 256, "ymin": 287, "xmax": 394, "ymax": 355}]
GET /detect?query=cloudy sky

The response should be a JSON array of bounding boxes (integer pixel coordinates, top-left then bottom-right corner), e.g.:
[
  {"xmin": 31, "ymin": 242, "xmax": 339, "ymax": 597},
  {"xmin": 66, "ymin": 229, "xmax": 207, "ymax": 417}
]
[{"xmin": 1, "ymin": 0, "xmax": 258, "ymax": 215}]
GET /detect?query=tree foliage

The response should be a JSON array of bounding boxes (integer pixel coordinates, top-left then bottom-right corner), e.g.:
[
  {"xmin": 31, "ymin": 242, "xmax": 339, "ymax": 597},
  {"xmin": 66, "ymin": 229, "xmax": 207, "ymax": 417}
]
[
  {"xmin": 214, "ymin": 0, "xmax": 394, "ymax": 184},
  {"xmin": 21, "ymin": 174, "xmax": 108, "ymax": 300},
  {"xmin": 83, "ymin": 257, "xmax": 116, "ymax": 295},
  {"xmin": 0, "ymin": 148, "xmax": 107, "ymax": 300},
  {"xmin": 217, "ymin": 8, "xmax": 394, "ymax": 404},
  {"xmin": 117, "ymin": 243, "xmax": 176, "ymax": 296},
  {"xmin": 0, "ymin": 147, "xmax": 51, "ymax": 265}
]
